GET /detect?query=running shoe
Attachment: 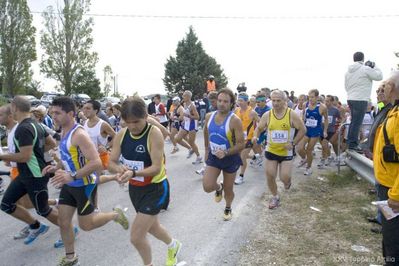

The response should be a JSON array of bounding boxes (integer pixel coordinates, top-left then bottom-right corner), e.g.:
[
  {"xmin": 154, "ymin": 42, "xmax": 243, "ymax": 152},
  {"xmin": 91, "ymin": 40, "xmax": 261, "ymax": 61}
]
[
  {"xmin": 186, "ymin": 149, "xmax": 194, "ymax": 159},
  {"xmin": 14, "ymin": 225, "xmax": 30, "ymax": 240},
  {"xmin": 171, "ymin": 146, "xmax": 179, "ymax": 154},
  {"xmin": 24, "ymin": 223, "xmax": 50, "ymax": 245},
  {"xmin": 317, "ymin": 159, "xmax": 326, "ymax": 169},
  {"xmin": 223, "ymin": 208, "xmax": 233, "ymax": 221},
  {"xmin": 192, "ymin": 156, "xmax": 203, "ymax": 165},
  {"xmin": 325, "ymin": 156, "xmax": 334, "ymax": 166},
  {"xmin": 234, "ymin": 175, "xmax": 244, "ymax": 185},
  {"xmin": 215, "ymin": 182, "xmax": 223, "ymax": 203},
  {"xmin": 54, "ymin": 226, "xmax": 79, "ymax": 248},
  {"xmin": 304, "ymin": 167, "xmax": 313, "ymax": 176},
  {"xmin": 195, "ymin": 167, "xmax": 205, "ymax": 175},
  {"xmin": 58, "ymin": 255, "xmax": 79, "ymax": 266},
  {"xmin": 296, "ymin": 159, "xmax": 307, "ymax": 168},
  {"xmin": 166, "ymin": 240, "xmax": 182, "ymax": 266},
  {"xmin": 268, "ymin": 196, "xmax": 280, "ymax": 209},
  {"xmin": 0, "ymin": 186, "xmax": 4, "ymax": 195},
  {"xmin": 113, "ymin": 207, "xmax": 129, "ymax": 230}
]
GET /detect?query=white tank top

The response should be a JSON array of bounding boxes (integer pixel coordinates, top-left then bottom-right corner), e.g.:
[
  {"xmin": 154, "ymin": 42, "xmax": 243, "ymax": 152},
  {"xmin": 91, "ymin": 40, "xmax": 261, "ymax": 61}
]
[
  {"xmin": 294, "ymin": 104, "xmax": 303, "ymax": 118},
  {"xmin": 7, "ymin": 124, "xmax": 18, "ymax": 167},
  {"xmin": 83, "ymin": 119, "xmax": 108, "ymax": 148}
]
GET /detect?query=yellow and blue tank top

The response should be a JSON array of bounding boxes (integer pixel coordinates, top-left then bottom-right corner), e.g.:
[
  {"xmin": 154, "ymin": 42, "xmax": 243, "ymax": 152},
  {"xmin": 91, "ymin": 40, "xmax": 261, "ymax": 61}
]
[
  {"xmin": 120, "ymin": 124, "xmax": 166, "ymax": 187},
  {"xmin": 234, "ymin": 106, "xmax": 255, "ymax": 140},
  {"xmin": 60, "ymin": 123, "xmax": 97, "ymax": 187},
  {"xmin": 266, "ymin": 109, "xmax": 295, "ymax": 156},
  {"xmin": 207, "ymin": 111, "xmax": 234, "ymax": 155}
]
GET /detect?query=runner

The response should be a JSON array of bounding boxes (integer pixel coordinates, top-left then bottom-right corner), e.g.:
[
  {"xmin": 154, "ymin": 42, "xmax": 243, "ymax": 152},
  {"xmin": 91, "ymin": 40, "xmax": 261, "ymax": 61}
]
[
  {"xmin": 108, "ymin": 96, "xmax": 182, "ymax": 266},
  {"xmin": 318, "ymin": 95, "xmax": 341, "ymax": 168},
  {"xmin": 153, "ymin": 94, "xmax": 168, "ymax": 128},
  {"xmin": 250, "ymin": 92, "xmax": 271, "ymax": 167},
  {"xmin": 169, "ymin": 97, "xmax": 191, "ymax": 154},
  {"xmin": 82, "ymin": 100, "xmax": 116, "ymax": 171},
  {"xmin": 174, "ymin": 90, "xmax": 202, "ymax": 164},
  {"xmin": 234, "ymin": 92, "xmax": 258, "ymax": 185},
  {"xmin": 297, "ymin": 89, "xmax": 329, "ymax": 175},
  {"xmin": 202, "ymin": 88, "xmax": 244, "ymax": 220},
  {"xmin": 252, "ymin": 90, "xmax": 306, "ymax": 209},
  {"xmin": 43, "ymin": 97, "xmax": 128, "ymax": 266},
  {"xmin": 293, "ymin": 94, "xmax": 306, "ymax": 119},
  {"xmin": 0, "ymin": 96, "xmax": 59, "ymax": 245}
]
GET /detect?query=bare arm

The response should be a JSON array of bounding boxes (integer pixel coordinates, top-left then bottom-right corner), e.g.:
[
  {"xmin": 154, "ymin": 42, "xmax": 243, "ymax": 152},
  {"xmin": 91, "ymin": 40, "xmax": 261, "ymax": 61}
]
[
  {"xmin": 190, "ymin": 104, "xmax": 200, "ymax": 120},
  {"xmin": 71, "ymin": 128, "xmax": 102, "ymax": 179},
  {"xmin": 321, "ymin": 104, "xmax": 329, "ymax": 136},
  {"xmin": 291, "ymin": 111, "xmax": 306, "ymax": 145},
  {"xmin": 44, "ymin": 135, "xmax": 56, "ymax": 152},
  {"xmin": 102, "ymin": 122, "xmax": 116, "ymax": 148},
  {"xmin": 0, "ymin": 145, "xmax": 32, "ymax": 163},
  {"xmin": 203, "ymin": 112, "xmax": 212, "ymax": 160},
  {"xmin": 252, "ymin": 111, "xmax": 269, "ymax": 144},
  {"xmin": 147, "ymin": 116, "xmax": 169, "ymax": 139},
  {"xmin": 108, "ymin": 128, "xmax": 128, "ymax": 174},
  {"xmin": 226, "ymin": 115, "xmax": 245, "ymax": 156}
]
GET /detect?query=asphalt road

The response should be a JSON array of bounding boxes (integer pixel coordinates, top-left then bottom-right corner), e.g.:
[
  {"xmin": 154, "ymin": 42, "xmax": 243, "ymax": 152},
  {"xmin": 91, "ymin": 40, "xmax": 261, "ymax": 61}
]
[{"xmin": 0, "ymin": 130, "xmax": 269, "ymax": 266}]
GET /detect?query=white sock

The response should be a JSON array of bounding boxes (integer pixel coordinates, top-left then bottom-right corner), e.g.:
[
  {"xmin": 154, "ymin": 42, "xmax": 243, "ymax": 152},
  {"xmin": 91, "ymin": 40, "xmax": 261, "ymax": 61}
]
[{"xmin": 168, "ymin": 238, "xmax": 176, "ymax": 248}]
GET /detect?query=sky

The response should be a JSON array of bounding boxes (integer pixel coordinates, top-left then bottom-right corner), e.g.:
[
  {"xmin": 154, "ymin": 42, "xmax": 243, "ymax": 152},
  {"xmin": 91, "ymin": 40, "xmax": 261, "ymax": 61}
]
[{"xmin": 27, "ymin": 0, "xmax": 399, "ymax": 102}]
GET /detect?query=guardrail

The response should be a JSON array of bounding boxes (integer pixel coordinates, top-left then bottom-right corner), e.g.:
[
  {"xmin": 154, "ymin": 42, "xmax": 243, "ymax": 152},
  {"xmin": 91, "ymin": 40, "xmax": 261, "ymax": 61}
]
[{"xmin": 336, "ymin": 122, "xmax": 375, "ymax": 185}]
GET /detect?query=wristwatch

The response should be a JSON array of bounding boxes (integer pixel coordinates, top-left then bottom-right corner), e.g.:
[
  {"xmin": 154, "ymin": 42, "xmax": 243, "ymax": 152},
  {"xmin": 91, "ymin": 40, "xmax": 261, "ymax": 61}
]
[{"xmin": 71, "ymin": 172, "xmax": 77, "ymax": 181}]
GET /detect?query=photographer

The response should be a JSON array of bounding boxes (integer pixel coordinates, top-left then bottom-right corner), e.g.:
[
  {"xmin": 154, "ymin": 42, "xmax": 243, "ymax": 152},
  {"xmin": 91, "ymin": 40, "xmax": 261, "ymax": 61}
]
[{"xmin": 345, "ymin": 51, "xmax": 383, "ymax": 152}]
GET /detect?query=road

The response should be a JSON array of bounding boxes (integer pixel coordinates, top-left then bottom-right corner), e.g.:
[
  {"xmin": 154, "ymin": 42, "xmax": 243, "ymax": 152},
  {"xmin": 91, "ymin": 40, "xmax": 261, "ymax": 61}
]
[{"xmin": 0, "ymin": 130, "xmax": 269, "ymax": 266}]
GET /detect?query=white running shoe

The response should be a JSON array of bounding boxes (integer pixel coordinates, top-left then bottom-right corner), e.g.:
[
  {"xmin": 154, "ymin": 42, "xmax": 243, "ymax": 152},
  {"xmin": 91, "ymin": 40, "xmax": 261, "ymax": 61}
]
[
  {"xmin": 297, "ymin": 159, "xmax": 307, "ymax": 168},
  {"xmin": 234, "ymin": 175, "xmax": 244, "ymax": 185},
  {"xmin": 195, "ymin": 167, "xmax": 205, "ymax": 175},
  {"xmin": 192, "ymin": 156, "xmax": 203, "ymax": 165},
  {"xmin": 304, "ymin": 167, "xmax": 313, "ymax": 176},
  {"xmin": 317, "ymin": 159, "xmax": 326, "ymax": 168}
]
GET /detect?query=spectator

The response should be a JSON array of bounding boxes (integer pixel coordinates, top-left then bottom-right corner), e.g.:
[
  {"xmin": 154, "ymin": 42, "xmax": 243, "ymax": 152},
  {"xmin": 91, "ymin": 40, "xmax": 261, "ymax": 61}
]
[
  {"xmin": 207, "ymin": 91, "xmax": 218, "ymax": 112},
  {"xmin": 113, "ymin": 104, "xmax": 122, "ymax": 132},
  {"xmin": 205, "ymin": 75, "xmax": 217, "ymax": 93},
  {"xmin": 203, "ymin": 93, "xmax": 210, "ymax": 113},
  {"xmin": 32, "ymin": 105, "xmax": 53, "ymax": 129},
  {"xmin": 106, "ymin": 106, "xmax": 117, "ymax": 129},
  {"xmin": 147, "ymin": 96, "xmax": 156, "ymax": 115},
  {"xmin": 289, "ymin": 90, "xmax": 297, "ymax": 103},
  {"xmin": 345, "ymin": 51, "xmax": 383, "ymax": 152},
  {"xmin": 373, "ymin": 71, "xmax": 399, "ymax": 264},
  {"xmin": 198, "ymin": 96, "xmax": 207, "ymax": 128}
]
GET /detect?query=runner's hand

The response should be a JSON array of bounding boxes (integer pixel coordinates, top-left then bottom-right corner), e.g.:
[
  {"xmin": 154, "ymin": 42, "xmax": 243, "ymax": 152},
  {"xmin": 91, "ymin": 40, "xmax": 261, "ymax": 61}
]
[
  {"xmin": 323, "ymin": 131, "xmax": 328, "ymax": 138},
  {"xmin": 284, "ymin": 143, "xmax": 294, "ymax": 150},
  {"xmin": 118, "ymin": 170, "xmax": 133, "ymax": 183},
  {"xmin": 388, "ymin": 199, "xmax": 399, "ymax": 213},
  {"xmin": 214, "ymin": 149, "xmax": 226, "ymax": 159},
  {"xmin": 42, "ymin": 164, "xmax": 58, "ymax": 176},
  {"xmin": 51, "ymin": 169, "xmax": 73, "ymax": 187}
]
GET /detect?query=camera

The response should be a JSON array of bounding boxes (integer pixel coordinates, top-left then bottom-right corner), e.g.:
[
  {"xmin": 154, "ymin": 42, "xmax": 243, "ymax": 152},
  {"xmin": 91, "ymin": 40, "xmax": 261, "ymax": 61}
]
[
  {"xmin": 365, "ymin": 60, "xmax": 375, "ymax": 68},
  {"xmin": 237, "ymin": 82, "xmax": 247, "ymax": 93}
]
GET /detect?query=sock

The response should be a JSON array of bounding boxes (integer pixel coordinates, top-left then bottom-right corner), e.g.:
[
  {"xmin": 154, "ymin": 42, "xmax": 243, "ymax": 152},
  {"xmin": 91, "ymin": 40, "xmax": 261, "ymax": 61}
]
[
  {"xmin": 29, "ymin": 220, "xmax": 40, "ymax": 230},
  {"xmin": 168, "ymin": 238, "xmax": 176, "ymax": 248},
  {"xmin": 239, "ymin": 174, "xmax": 243, "ymax": 177},
  {"xmin": 225, "ymin": 207, "xmax": 232, "ymax": 212},
  {"xmin": 252, "ymin": 155, "xmax": 256, "ymax": 160}
]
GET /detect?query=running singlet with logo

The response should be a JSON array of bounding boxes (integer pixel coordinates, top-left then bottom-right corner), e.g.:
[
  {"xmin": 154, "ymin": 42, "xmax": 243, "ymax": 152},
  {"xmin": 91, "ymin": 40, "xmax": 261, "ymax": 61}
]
[
  {"xmin": 235, "ymin": 106, "xmax": 255, "ymax": 140},
  {"xmin": 182, "ymin": 103, "xmax": 198, "ymax": 131},
  {"xmin": 305, "ymin": 104, "xmax": 323, "ymax": 137},
  {"xmin": 326, "ymin": 106, "xmax": 340, "ymax": 133},
  {"xmin": 207, "ymin": 111, "xmax": 234, "ymax": 155},
  {"xmin": 120, "ymin": 124, "xmax": 167, "ymax": 186},
  {"xmin": 60, "ymin": 124, "xmax": 97, "ymax": 187},
  {"xmin": 266, "ymin": 109, "xmax": 295, "ymax": 157}
]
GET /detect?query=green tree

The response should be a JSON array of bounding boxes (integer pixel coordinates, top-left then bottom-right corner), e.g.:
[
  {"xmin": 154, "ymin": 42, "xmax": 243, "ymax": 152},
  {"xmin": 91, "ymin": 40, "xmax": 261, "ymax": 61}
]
[
  {"xmin": 0, "ymin": 0, "xmax": 36, "ymax": 96},
  {"xmin": 40, "ymin": 0, "xmax": 98, "ymax": 95},
  {"xmin": 73, "ymin": 69, "xmax": 103, "ymax": 100},
  {"xmin": 163, "ymin": 26, "xmax": 227, "ymax": 98}
]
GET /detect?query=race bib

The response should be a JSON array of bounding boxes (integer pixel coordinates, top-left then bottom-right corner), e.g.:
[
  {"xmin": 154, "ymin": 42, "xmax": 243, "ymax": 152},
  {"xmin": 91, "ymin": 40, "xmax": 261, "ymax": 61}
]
[
  {"xmin": 328, "ymin": 116, "xmax": 333, "ymax": 124},
  {"xmin": 121, "ymin": 158, "xmax": 145, "ymax": 182},
  {"xmin": 271, "ymin": 130, "xmax": 288, "ymax": 143},
  {"xmin": 305, "ymin": 118, "xmax": 318, "ymax": 128},
  {"xmin": 210, "ymin": 142, "xmax": 227, "ymax": 155}
]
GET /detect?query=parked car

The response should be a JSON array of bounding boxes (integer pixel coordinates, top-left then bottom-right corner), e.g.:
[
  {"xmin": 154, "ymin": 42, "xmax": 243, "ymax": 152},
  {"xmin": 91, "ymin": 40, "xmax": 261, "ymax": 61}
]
[
  {"xmin": 99, "ymin": 96, "xmax": 121, "ymax": 110},
  {"xmin": 40, "ymin": 94, "xmax": 59, "ymax": 107},
  {"xmin": 21, "ymin": 95, "xmax": 41, "ymax": 107},
  {"xmin": 70, "ymin": 93, "xmax": 91, "ymax": 105}
]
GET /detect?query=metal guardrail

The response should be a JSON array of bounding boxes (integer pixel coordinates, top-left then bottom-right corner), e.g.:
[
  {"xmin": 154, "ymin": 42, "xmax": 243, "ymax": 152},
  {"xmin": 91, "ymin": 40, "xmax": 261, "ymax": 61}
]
[
  {"xmin": 345, "ymin": 150, "xmax": 375, "ymax": 184},
  {"xmin": 336, "ymin": 121, "xmax": 375, "ymax": 185}
]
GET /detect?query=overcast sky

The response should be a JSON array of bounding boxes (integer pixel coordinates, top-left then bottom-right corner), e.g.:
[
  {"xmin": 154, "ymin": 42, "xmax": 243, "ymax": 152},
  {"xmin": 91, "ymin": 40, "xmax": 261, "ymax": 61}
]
[{"xmin": 27, "ymin": 0, "xmax": 399, "ymax": 102}]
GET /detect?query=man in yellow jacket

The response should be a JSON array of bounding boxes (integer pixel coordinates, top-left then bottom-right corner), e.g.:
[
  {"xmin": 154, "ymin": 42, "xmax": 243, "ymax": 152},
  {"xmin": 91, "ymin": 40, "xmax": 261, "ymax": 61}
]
[{"xmin": 373, "ymin": 71, "xmax": 399, "ymax": 265}]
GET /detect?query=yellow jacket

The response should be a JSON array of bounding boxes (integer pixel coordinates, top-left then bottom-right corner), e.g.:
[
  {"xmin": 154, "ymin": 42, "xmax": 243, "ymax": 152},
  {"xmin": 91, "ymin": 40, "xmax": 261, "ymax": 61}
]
[{"xmin": 374, "ymin": 105, "xmax": 399, "ymax": 201}]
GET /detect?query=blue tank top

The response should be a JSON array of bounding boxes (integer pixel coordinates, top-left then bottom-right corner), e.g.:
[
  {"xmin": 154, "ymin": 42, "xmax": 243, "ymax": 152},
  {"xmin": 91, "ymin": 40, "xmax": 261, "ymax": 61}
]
[
  {"xmin": 255, "ymin": 105, "xmax": 271, "ymax": 118},
  {"xmin": 60, "ymin": 123, "xmax": 97, "ymax": 187},
  {"xmin": 305, "ymin": 104, "xmax": 323, "ymax": 135},
  {"xmin": 207, "ymin": 111, "xmax": 234, "ymax": 155}
]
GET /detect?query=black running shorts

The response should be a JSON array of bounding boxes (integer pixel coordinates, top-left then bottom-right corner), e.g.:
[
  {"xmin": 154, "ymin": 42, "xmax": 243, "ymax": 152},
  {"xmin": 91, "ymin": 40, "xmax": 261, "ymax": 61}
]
[
  {"xmin": 59, "ymin": 184, "xmax": 97, "ymax": 216},
  {"xmin": 129, "ymin": 179, "xmax": 170, "ymax": 215}
]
